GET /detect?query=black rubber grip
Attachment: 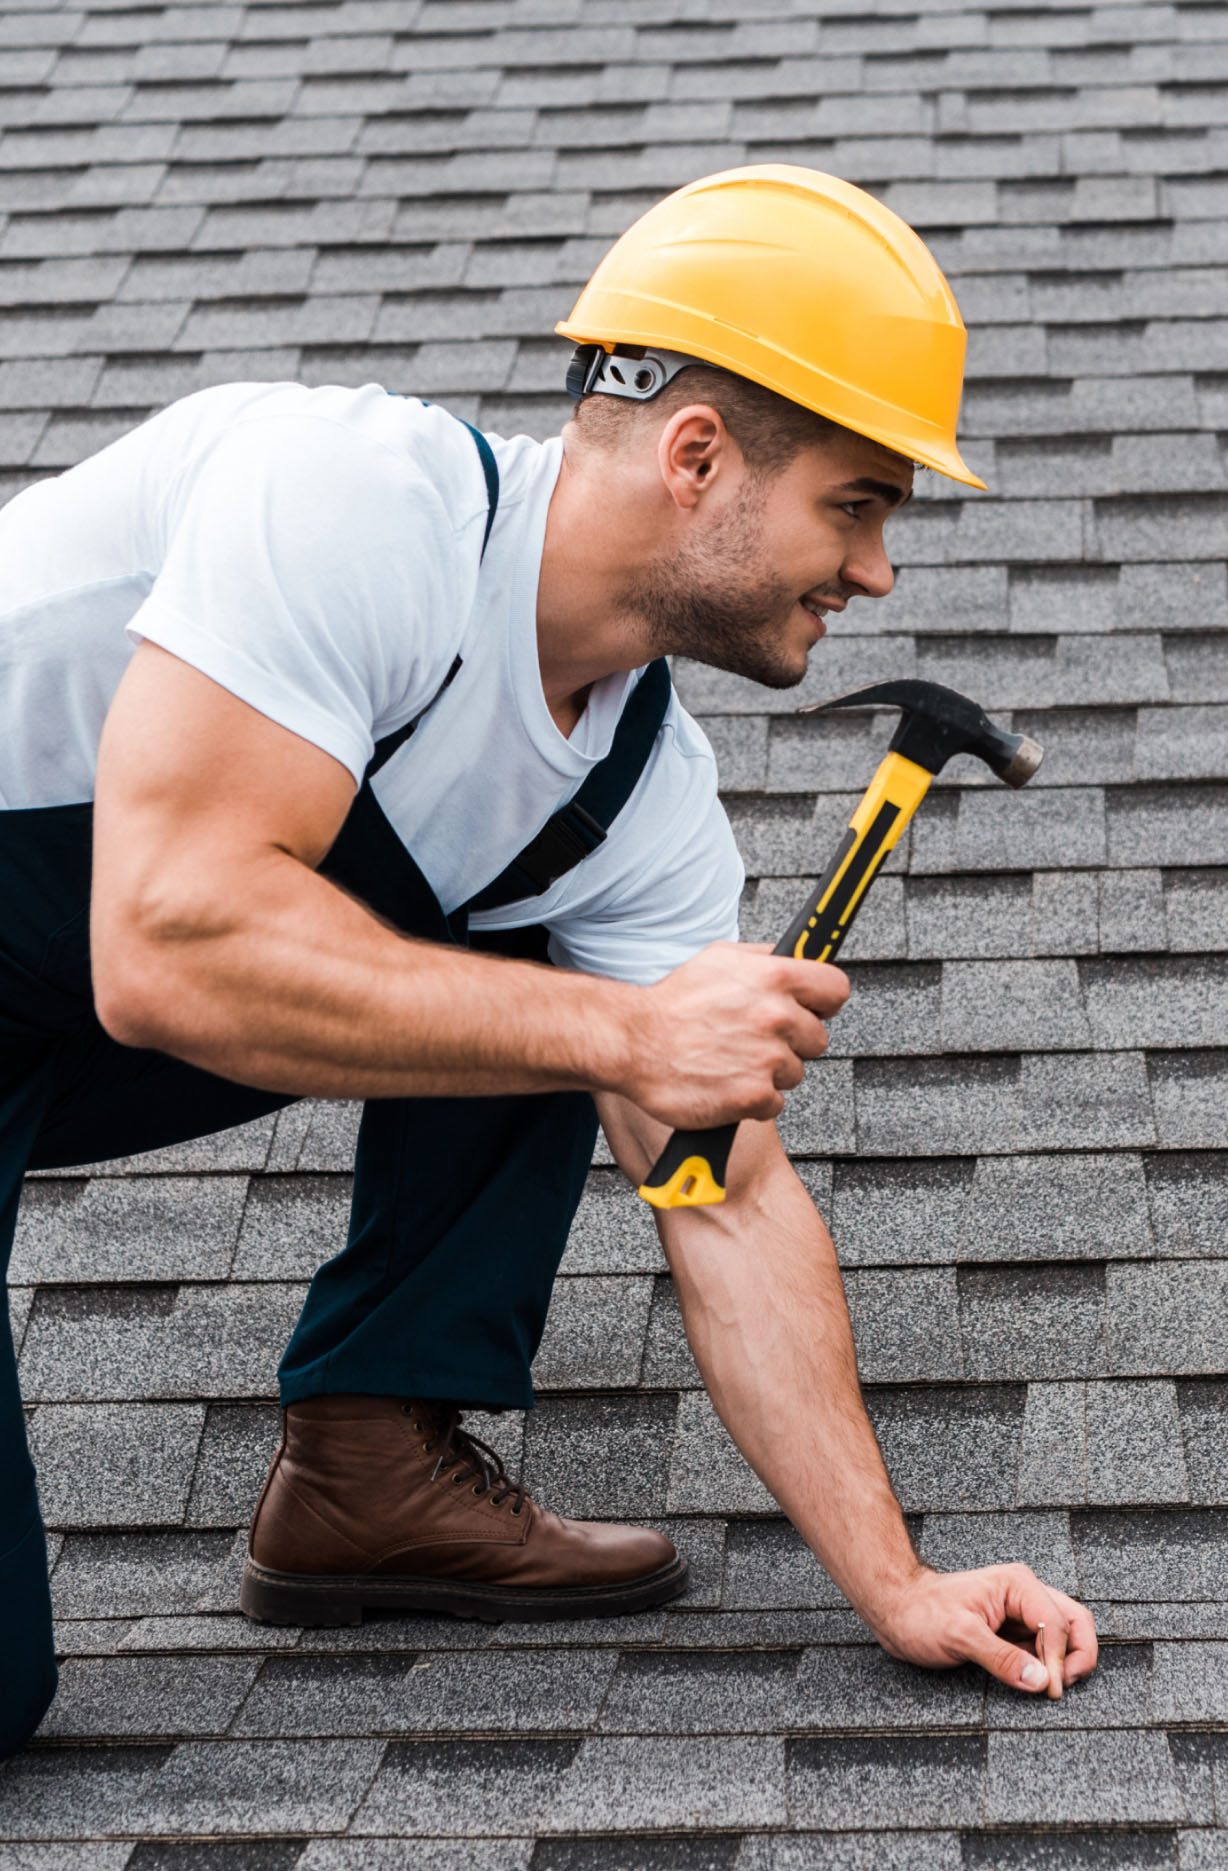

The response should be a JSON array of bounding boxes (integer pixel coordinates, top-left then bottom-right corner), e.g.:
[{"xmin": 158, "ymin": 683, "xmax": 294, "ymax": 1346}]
[
  {"xmin": 639, "ymin": 1122, "xmax": 737, "ymax": 1207},
  {"xmin": 775, "ymin": 801, "xmax": 901, "ymax": 964}
]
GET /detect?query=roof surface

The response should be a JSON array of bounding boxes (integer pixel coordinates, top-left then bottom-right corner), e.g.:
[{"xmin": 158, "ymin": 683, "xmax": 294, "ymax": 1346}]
[{"xmin": 2, "ymin": 0, "xmax": 1228, "ymax": 1862}]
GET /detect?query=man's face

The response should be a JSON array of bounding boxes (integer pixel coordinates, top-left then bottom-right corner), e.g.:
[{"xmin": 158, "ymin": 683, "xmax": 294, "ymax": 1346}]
[{"xmin": 631, "ymin": 428, "xmax": 914, "ymax": 688}]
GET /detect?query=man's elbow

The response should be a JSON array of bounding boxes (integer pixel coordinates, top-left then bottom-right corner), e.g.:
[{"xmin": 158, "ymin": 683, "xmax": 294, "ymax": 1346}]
[
  {"xmin": 91, "ymin": 887, "xmax": 224, "ymax": 1054},
  {"xmin": 93, "ymin": 949, "xmax": 180, "ymax": 1052}
]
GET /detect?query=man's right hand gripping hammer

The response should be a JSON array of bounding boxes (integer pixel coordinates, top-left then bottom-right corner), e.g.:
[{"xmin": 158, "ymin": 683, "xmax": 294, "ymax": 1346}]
[{"xmin": 638, "ymin": 679, "xmax": 1044, "ymax": 1211}]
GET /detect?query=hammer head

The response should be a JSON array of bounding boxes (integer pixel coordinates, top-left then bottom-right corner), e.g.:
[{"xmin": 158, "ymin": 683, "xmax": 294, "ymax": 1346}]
[{"xmin": 801, "ymin": 678, "xmax": 1043, "ymax": 788}]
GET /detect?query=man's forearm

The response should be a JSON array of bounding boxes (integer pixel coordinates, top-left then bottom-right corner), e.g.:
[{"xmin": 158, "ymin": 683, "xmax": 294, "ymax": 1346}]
[
  {"xmin": 94, "ymin": 845, "xmax": 635, "ymax": 1101},
  {"xmin": 657, "ymin": 1128, "xmax": 922, "ymax": 1635}
]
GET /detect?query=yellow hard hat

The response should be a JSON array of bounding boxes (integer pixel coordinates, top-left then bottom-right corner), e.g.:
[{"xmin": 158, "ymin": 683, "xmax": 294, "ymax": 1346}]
[{"xmin": 556, "ymin": 164, "xmax": 985, "ymax": 490}]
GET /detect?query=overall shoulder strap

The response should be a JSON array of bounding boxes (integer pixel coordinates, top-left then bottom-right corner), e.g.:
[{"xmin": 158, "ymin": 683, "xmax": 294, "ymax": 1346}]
[
  {"xmin": 367, "ymin": 416, "xmax": 500, "ymax": 779},
  {"xmin": 467, "ymin": 655, "xmax": 672, "ymax": 914}
]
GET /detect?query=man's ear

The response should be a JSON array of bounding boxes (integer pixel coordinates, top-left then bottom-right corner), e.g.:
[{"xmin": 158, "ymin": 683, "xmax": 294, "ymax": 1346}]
[{"xmin": 657, "ymin": 404, "xmax": 734, "ymax": 510}]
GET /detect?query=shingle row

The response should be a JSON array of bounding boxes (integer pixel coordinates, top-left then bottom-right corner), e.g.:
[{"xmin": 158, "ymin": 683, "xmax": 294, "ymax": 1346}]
[
  {"xmin": 27, "ymin": 1633, "xmax": 1228, "ymax": 1744},
  {"xmin": 11, "ymin": 1143, "xmax": 1228, "ymax": 1285},
  {"xmin": 18, "ymin": 1339, "xmax": 1228, "ymax": 1521},
  {"xmin": 726, "ymin": 785, "xmax": 1228, "ymax": 877},
  {"xmin": 2, "ymin": 1723, "xmax": 1222, "ymax": 1838}
]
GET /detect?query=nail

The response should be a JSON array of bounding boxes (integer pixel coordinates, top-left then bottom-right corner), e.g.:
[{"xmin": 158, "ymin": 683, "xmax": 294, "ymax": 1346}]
[{"xmin": 1021, "ymin": 1660, "xmax": 1047, "ymax": 1689}]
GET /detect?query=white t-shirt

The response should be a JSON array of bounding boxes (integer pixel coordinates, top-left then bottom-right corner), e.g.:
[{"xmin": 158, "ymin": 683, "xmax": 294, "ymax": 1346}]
[{"xmin": 0, "ymin": 382, "xmax": 743, "ymax": 985}]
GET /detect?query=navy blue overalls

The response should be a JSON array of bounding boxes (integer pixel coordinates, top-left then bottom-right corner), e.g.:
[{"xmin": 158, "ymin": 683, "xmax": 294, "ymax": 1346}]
[{"xmin": 0, "ymin": 421, "xmax": 672, "ymax": 1754}]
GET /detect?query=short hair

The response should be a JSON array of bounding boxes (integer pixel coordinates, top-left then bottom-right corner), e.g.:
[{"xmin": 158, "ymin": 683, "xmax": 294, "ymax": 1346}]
[{"xmin": 568, "ymin": 361, "xmax": 845, "ymax": 477}]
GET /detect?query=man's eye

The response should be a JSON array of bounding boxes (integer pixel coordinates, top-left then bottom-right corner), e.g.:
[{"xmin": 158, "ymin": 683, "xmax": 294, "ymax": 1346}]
[{"xmin": 840, "ymin": 501, "xmax": 865, "ymax": 519}]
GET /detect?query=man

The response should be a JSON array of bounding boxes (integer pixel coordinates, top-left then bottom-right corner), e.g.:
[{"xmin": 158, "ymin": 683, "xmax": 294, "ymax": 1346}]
[{"xmin": 0, "ymin": 164, "xmax": 1097, "ymax": 1756}]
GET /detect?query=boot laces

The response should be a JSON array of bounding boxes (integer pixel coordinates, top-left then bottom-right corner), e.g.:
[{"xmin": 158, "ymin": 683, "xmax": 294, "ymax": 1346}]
[{"xmin": 410, "ymin": 1403, "xmax": 527, "ymax": 1513}]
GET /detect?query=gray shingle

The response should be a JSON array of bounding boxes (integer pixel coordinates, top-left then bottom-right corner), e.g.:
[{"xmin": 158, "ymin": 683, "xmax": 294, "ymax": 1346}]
[
  {"xmin": 231, "ymin": 1174, "xmax": 350, "ymax": 1280},
  {"xmin": 1107, "ymin": 1262, "xmax": 1228, "ymax": 1377},
  {"xmin": 1009, "ymin": 708, "xmax": 1138, "ymax": 792},
  {"xmin": 867, "ymin": 1384, "xmax": 1026, "ymax": 1512},
  {"xmin": 793, "ymin": 1645, "xmax": 984, "ymax": 1732},
  {"xmin": 110, "ymin": 1738, "xmax": 384, "ymax": 1835},
  {"xmin": 856, "ymin": 1050, "xmax": 1155, "ymax": 1157},
  {"xmin": 0, "ymin": 1845, "xmax": 135, "ymax": 1869},
  {"xmin": 915, "ymin": 1510, "xmax": 1079, "ymax": 1594},
  {"xmin": 1086, "ymin": 1378, "xmax": 1189, "ymax": 1505},
  {"xmin": 720, "ymin": 1521, "xmax": 848, "ymax": 1612},
  {"xmin": 597, "ymin": 1648, "xmax": 802, "ymax": 1735},
  {"xmin": 641, "ymin": 1276, "xmax": 700, "ymax": 1389},
  {"xmin": 532, "ymin": 1275, "xmax": 651, "ymax": 1390},
  {"xmin": 1108, "ymin": 785, "xmax": 1228, "ymax": 869},
  {"xmin": 1099, "ymin": 868, "xmax": 1168, "ymax": 951},
  {"xmin": 523, "ymin": 1394, "xmax": 675, "ymax": 1518},
  {"xmin": 905, "ymin": 874, "xmax": 1034, "ymax": 961},
  {"xmin": 942, "ymin": 958, "xmax": 1090, "ymax": 1052},
  {"xmin": 855, "ymin": 1056, "xmax": 1021, "ymax": 1158},
  {"xmin": 667, "ymin": 1391, "xmax": 775, "ymax": 1515},
  {"xmin": 1147, "ymin": 1152, "xmax": 1228, "ymax": 1257},
  {"xmin": 1083, "ymin": 956, "xmax": 1228, "ymax": 1049},
  {"xmin": 50, "ymin": 1529, "xmax": 243, "ymax": 1619},
  {"xmin": 29, "ymin": 1402, "xmax": 204, "ymax": 1528},
  {"xmin": 843, "ymin": 1267, "xmax": 963, "ymax": 1382},
  {"xmin": 1153, "ymin": 1640, "xmax": 1228, "ymax": 1724},
  {"xmin": 1018, "ymin": 1382, "xmax": 1088, "ymax": 1506},
  {"xmin": 1009, "ymin": 565, "xmax": 1119, "ymax": 635},
  {"xmin": 350, "ymin": 1738, "xmax": 577, "ymax": 1837},
  {"xmin": 911, "ymin": 787, "xmax": 1107, "ymax": 875},
  {"xmin": 985, "ymin": 1729, "xmax": 1182, "ymax": 1825},
  {"xmin": 233, "ymin": 1648, "xmax": 616, "ymax": 1737},
  {"xmin": 186, "ymin": 1402, "xmax": 279, "ymax": 1528},
  {"xmin": 962, "ymin": 1151, "xmax": 1153, "ymax": 1260},
  {"xmin": 1166, "ymin": 870, "xmax": 1228, "ymax": 952},
  {"xmin": 542, "ymin": 1735, "xmax": 787, "ymax": 1833},
  {"xmin": 1149, "ymin": 1051, "xmax": 1228, "ymax": 1148},
  {"xmin": 19, "ymin": 1283, "xmax": 303, "ymax": 1402},
  {"xmin": 701, "ymin": 714, "xmax": 769, "ymax": 791},
  {"xmin": 0, "ymin": 1748, "xmax": 180, "ymax": 1845},
  {"xmin": 826, "ymin": 963, "xmax": 940, "ymax": 1059},
  {"xmin": 8, "ymin": 1282, "xmax": 33, "ymax": 1354},
  {"xmin": 1180, "ymin": 1382, "xmax": 1228, "ymax": 1506},
  {"xmin": 304, "ymin": 1843, "xmax": 532, "ymax": 1870},
  {"xmin": 787, "ymin": 1735, "xmax": 985, "ymax": 1830},
  {"xmin": 1073, "ymin": 1509, "xmax": 1228, "ymax": 1600},
  {"xmin": 1165, "ymin": 638, "xmax": 1228, "ymax": 707},
  {"xmin": 831, "ymin": 1157, "xmax": 972, "ymax": 1268},
  {"xmin": 1119, "ymin": 559, "xmax": 1228, "ymax": 631},
  {"xmin": 777, "ymin": 1058, "xmax": 856, "ymax": 1158},
  {"xmin": 560, "ymin": 1169, "xmax": 665, "ymax": 1276},
  {"xmin": 39, "ymin": 1654, "xmax": 259, "ymax": 1739},
  {"xmin": 984, "ymin": 1641, "xmax": 1155, "ymax": 1733},
  {"xmin": 11, "ymin": 1175, "xmax": 248, "ymax": 1284},
  {"xmin": 958, "ymin": 1266, "xmax": 1106, "ymax": 1381}
]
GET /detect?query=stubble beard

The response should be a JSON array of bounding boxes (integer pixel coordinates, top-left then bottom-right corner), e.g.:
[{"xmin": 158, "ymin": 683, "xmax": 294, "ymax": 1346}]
[{"xmin": 621, "ymin": 481, "xmax": 808, "ymax": 690}]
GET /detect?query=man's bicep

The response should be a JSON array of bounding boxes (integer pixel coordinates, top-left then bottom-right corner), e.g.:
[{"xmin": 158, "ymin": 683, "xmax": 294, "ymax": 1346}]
[{"xmin": 95, "ymin": 640, "xmax": 357, "ymax": 902}]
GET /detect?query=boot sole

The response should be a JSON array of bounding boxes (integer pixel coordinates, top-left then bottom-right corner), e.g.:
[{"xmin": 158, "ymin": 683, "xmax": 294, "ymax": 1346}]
[{"xmin": 239, "ymin": 1553, "xmax": 690, "ymax": 1627}]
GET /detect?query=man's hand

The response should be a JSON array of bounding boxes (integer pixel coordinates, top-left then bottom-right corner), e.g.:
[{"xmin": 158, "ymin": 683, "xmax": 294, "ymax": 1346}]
[
  {"xmin": 619, "ymin": 941, "xmax": 849, "ymax": 1131},
  {"xmin": 873, "ymin": 1563, "xmax": 1099, "ymax": 1698}
]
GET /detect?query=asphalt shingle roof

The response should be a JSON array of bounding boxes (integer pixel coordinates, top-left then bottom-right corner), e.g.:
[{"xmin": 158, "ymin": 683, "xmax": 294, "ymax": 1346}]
[{"xmin": 3, "ymin": 0, "xmax": 1228, "ymax": 1860}]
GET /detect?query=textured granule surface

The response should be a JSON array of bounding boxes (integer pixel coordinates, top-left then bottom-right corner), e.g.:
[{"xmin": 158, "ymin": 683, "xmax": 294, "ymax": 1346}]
[{"xmin": 3, "ymin": 0, "xmax": 1228, "ymax": 1861}]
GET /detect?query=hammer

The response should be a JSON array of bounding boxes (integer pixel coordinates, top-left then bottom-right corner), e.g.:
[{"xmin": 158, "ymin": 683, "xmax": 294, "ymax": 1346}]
[{"xmin": 638, "ymin": 679, "xmax": 1044, "ymax": 1210}]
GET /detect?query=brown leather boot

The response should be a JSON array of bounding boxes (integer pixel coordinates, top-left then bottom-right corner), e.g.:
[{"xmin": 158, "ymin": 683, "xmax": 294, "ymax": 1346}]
[{"xmin": 239, "ymin": 1394, "xmax": 688, "ymax": 1626}]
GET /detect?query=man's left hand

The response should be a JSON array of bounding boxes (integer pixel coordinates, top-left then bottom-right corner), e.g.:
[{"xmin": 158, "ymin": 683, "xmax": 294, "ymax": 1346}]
[{"xmin": 873, "ymin": 1563, "xmax": 1098, "ymax": 1697}]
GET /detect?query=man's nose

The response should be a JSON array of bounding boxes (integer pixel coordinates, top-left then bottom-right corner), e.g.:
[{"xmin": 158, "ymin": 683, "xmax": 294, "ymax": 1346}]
[{"xmin": 842, "ymin": 531, "xmax": 895, "ymax": 600}]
